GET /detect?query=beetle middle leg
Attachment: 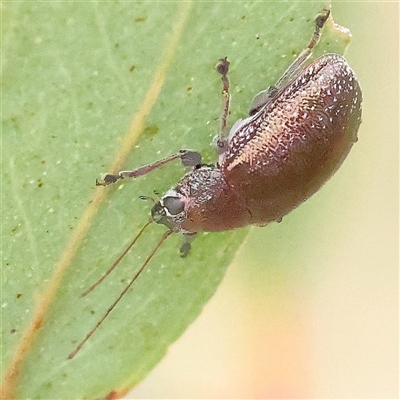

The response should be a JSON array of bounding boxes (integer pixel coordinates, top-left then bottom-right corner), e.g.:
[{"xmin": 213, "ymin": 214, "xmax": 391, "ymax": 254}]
[{"xmin": 213, "ymin": 57, "xmax": 231, "ymax": 155}]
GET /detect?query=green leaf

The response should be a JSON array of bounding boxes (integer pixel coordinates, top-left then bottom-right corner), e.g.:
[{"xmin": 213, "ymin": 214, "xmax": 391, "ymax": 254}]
[{"xmin": 2, "ymin": 1, "xmax": 349, "ymax": 398}]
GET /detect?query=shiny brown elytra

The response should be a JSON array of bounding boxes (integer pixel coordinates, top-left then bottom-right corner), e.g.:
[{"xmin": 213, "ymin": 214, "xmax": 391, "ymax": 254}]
[{"xmin": 69, "ymin": 9, "xmax": 362, "ymax": 358}]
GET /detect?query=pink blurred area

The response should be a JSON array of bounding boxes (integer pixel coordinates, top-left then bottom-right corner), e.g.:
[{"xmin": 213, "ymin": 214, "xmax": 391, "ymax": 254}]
[{"xmin": 128, "ymin": 2, "xmax": 398, "ymax": 398}]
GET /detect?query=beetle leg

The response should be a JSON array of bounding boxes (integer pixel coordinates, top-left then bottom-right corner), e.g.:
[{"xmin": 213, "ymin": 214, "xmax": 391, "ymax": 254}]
[
  {"xmin": 179, "ymin": 233, "xmax": 197, "ymax": 258},
  {"xmin": 249, "ymin": 9, "xmax": 330, "ymax": 115},
  {"xmin": 213, "ymin": 57, "xmax": 231, "ymax": 154},
  {"xmin": 273, "ymin": 9, "xmax": 330, "ymax": 92},
  {"xmin": 96, "ymin": 150, "xmax": 202, "ymax": 186}
]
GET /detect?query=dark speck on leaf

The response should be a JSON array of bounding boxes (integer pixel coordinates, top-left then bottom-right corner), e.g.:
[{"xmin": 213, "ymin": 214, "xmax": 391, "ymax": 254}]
[{"xmin": 143, "ymin": 125, "xmax": 160, "ymax": 137}]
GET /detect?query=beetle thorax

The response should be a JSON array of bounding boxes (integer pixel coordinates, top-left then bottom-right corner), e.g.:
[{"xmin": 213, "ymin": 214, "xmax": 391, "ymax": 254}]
[{"xmin": 154, "ymin": 165, "xmax": 254, "ymax": 233}]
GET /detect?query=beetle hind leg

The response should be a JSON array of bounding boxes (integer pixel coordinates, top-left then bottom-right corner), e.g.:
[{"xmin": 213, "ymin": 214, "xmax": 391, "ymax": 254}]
[{"xmin": 249, "ymin": 9, "xmax": 331, "ymax": 115}]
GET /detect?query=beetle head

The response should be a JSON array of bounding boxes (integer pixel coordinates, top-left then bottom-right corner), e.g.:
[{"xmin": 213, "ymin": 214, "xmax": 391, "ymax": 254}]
[{"xmin": 151, "ymin": 190, "xmax": 187, "ymax": 231}]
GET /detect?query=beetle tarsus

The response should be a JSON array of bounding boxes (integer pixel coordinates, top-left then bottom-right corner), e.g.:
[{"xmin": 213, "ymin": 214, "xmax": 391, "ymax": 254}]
[
  {"xmin": 179, "ymin": 150, "xmax": 202, "ymax": 167},
  {"xmin": 217, "ymin": 57, "xmax": 230, "ymax": 76},
  {"xmin": 179, "ymin": 241, "xmax": 191, "ymax": 258},
  {"xmin": 179, "ymin": 233, "xmax": 197, "ymax": 257},
  {"xmin": 315, "ymin": 9, "xmax": 330, "ymax": 30},
  {"xmin": 96, "ymin": 174, "xmax": 123, "ymax": 186}
]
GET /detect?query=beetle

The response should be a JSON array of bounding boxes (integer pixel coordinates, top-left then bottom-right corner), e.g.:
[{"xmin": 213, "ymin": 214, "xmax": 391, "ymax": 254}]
[{"xmin": 68, "ymin": 9, "xmax": 362, "ymax": 359}]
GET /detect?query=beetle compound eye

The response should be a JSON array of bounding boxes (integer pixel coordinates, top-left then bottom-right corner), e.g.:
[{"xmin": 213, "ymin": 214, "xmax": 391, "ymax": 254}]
[{"xmin": 163, "ymin": 196, "xmax": 185, "ymax": 215}]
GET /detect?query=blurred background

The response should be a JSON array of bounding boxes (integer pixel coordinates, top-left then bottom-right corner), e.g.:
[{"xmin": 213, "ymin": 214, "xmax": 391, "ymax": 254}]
[{"xmin": 129, "ymin": 2, "xmax": 398, "ymax": 398}]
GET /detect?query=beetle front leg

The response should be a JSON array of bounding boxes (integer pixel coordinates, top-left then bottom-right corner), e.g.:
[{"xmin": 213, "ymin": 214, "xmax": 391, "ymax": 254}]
[
  {"xmin": 179, "ymin": 233, "xmax": 197, "ymax": 258},
  {"xmin": 96, "ymin": 150, "xmax": 202, "ymax": 186}
]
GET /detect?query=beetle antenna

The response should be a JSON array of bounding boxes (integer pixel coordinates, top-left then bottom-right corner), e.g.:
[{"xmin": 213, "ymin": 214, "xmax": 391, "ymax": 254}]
[
  {"xmin": 81, "ymin": 220, "xmax": 153, "ymax": 297},
  {"xmin": 68, "ymin": 229, "xmax": 172, "ymax": 359}
]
